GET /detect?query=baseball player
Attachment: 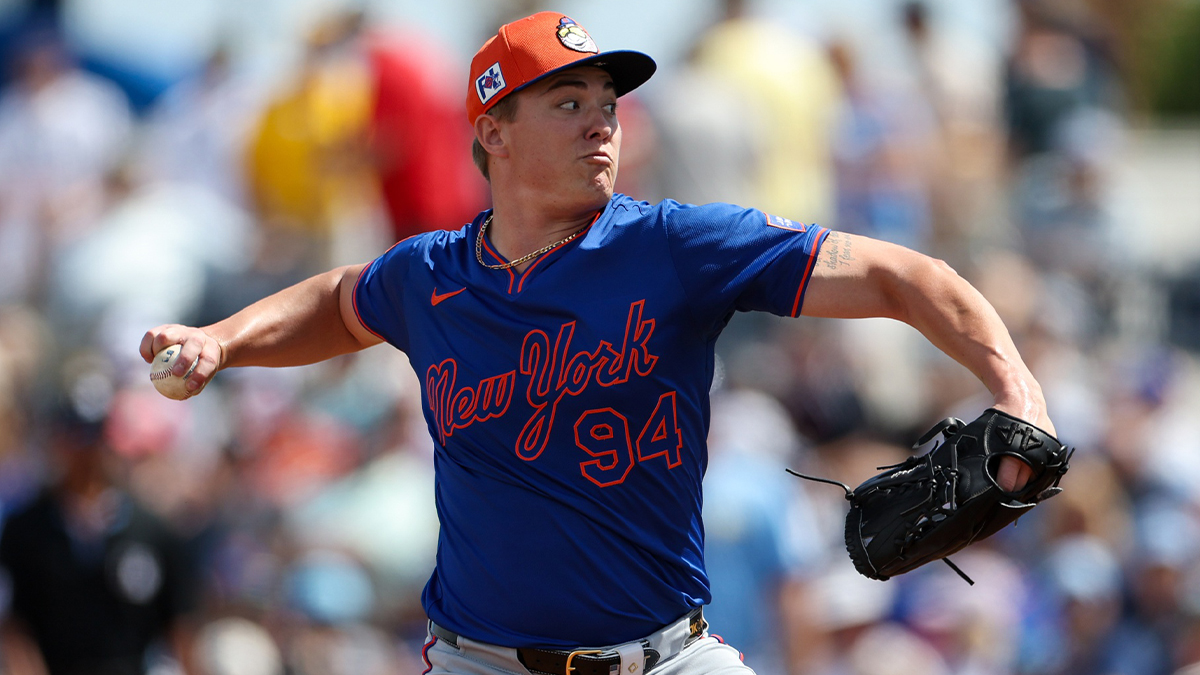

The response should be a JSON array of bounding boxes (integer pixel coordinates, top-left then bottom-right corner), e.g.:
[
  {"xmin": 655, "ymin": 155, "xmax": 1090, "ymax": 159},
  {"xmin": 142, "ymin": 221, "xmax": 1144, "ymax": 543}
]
[{"xmin": 141, "ymin": 12, "xmax": 1055, "ymax": 675}]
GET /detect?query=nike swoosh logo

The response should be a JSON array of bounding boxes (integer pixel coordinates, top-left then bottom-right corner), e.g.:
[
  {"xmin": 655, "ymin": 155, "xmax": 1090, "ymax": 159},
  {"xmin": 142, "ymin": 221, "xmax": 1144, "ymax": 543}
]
[{"xmin": 431, "ymin": 287, "xmax": 467, "ymax": 306}]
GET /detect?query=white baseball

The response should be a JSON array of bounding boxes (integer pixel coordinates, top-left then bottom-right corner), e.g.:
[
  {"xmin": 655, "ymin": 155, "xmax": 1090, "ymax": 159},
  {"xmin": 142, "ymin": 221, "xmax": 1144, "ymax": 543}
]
[{"xmin": 149, "ymin": 345, "xmax": 201, "ymax": 400}]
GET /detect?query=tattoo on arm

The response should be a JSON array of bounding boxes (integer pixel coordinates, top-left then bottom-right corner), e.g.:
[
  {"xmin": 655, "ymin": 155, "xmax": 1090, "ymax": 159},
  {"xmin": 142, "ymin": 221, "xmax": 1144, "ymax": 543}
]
[{"xmin": 821, "ymin": 232, "xmax": 856, "ymax": 270}]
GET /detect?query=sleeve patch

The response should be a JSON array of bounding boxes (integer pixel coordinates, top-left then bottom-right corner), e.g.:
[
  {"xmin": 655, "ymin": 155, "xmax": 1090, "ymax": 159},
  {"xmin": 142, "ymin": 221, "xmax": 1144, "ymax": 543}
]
[{"xmin": 765, "ymin": 213, "xmax": 806, "ymax": 232}]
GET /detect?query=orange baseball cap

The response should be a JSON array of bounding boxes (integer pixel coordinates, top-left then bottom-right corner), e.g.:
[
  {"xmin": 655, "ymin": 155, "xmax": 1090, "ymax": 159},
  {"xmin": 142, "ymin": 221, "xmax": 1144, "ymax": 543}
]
[{"xmin": 467, "ymin": 12, "xmax": 656, "ymax": 124}]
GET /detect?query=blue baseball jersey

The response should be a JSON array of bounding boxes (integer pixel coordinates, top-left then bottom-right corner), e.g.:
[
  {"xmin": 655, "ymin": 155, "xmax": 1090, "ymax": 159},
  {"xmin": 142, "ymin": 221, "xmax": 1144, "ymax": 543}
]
[{"xmin": 353, "ymin": 194, "xmax": 828, "ymax": 648}]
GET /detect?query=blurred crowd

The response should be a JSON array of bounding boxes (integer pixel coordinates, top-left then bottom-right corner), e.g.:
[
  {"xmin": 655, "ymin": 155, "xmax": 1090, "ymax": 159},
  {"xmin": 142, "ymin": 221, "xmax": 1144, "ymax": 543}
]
[{"xmin": 0, "ymin": 0, "xmax": 1198, "ymax": 673}]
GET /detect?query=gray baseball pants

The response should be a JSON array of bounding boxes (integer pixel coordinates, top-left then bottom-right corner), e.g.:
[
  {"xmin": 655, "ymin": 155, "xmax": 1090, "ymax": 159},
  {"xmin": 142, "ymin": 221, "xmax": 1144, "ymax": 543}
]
[{"xmin": 422, "ymin": 610, "xmax": 755, "ymax": 675}]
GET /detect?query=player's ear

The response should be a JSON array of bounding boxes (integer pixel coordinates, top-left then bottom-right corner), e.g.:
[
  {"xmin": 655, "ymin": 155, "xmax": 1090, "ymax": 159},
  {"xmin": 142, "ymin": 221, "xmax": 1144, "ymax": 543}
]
[{"xmin": 474, "ymin": 113, "xmax": 509, "ymax": 160}]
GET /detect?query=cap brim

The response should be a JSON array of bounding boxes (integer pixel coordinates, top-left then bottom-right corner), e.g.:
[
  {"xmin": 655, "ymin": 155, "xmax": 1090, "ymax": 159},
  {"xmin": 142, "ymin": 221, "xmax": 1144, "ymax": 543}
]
[
  {"xmin": 580, "ymin": 50, "xmax": 657, "ymax": 97},
  {"xmin": 513, "ymin": 49, "xmax": 657, "ymax": 99}
]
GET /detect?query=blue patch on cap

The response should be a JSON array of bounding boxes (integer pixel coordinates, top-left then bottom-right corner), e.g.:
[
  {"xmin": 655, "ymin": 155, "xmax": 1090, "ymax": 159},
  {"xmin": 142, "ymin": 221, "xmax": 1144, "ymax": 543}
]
[{"xmin": 477, "ymin": 62, "xmax": 507, "ymax": 105}]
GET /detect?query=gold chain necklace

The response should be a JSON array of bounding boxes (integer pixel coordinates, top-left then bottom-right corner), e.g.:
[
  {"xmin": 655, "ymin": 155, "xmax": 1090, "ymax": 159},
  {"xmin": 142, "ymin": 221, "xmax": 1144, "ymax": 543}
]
[{"xmin": 475, "ymin": 214, "xmax": 590, "ymax": 271}]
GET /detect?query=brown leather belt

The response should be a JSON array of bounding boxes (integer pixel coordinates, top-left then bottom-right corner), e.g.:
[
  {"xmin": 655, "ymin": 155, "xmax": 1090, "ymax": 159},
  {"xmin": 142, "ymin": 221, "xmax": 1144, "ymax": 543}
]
[{"xmin": 429, "ymin": 608, "xmax": 706, "ymax": 675}]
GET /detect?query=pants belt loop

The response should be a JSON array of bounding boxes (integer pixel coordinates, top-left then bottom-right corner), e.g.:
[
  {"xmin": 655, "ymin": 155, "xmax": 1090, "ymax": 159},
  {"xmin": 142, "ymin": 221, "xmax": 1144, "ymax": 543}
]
[
  {"xmin": 614, "ymin": 642, "xmax": 646, "ymax": 675},
  {"xmin": 644, "ymin": 606, "xmax": 704, "ymax": 666}
]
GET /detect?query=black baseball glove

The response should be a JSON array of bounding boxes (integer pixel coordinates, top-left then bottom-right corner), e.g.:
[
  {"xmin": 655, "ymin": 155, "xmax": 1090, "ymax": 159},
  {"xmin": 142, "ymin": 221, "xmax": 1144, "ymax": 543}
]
[{"xmin": 790, "ymin": 408, "xmax": 1072, "ymax": 584}]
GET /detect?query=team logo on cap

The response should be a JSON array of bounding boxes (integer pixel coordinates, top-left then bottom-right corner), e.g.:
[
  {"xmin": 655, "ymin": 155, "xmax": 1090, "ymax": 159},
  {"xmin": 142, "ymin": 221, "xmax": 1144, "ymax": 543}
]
[
  {"xmin": 556, "ymin": 17, "xmax": 598, "ymax": 53},
  {"xmin": 476, "ymin": 62, "xmax": 507, "ymax": 105}
]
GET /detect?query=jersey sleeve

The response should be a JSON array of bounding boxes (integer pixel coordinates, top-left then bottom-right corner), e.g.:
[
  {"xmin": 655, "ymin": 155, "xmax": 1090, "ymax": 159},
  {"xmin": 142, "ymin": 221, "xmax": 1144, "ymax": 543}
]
[
  {"xmin": 352, "ymin": 235, "xmax": 422, "ymax": 353},
  {"xmin": 661, "ymin": 201, "xmax": 830, "ymax": 323}
]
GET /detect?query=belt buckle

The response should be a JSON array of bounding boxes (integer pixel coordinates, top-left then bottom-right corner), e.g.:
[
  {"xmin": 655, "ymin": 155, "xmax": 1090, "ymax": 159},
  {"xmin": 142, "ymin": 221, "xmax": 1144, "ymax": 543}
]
[{"xmin": 564, "ymin": 649, "xmax": 605, "ymax": 674}]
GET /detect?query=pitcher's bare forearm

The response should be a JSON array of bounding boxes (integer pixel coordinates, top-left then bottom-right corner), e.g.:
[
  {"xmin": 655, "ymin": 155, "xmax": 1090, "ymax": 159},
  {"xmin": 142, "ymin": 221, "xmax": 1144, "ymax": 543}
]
[
  {"xmin": 203, "ymin": 265, "xmax": 376, "ymax": 368},
  {"xmin": 140, "ymin": 264, "xmax": 381, "ymax": 394},
  {"xmin": 803, "ymin": 232, "xmax": 1052, "ymax": 433},
  {"xmin": 892, "ymin": 257, "xmax": 1045, "ymax": 422}
]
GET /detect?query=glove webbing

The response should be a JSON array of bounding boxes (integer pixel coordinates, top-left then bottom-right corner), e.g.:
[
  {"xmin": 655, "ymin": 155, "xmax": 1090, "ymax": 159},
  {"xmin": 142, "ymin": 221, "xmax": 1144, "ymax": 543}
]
[{"xmin": 786, "ymin": 467, "xmax": 976, "ymax": 585}]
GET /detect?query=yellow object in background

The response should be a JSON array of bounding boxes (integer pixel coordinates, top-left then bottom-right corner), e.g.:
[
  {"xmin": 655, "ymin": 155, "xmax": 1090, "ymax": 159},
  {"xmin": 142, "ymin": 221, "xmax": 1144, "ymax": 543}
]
[
  {"xmin": 247, "ymin": 39, "xmax": 375, "ymax": 237},
  {"xmin": 691, "ymin": 17, "xmax": 841, "ymax": 225}
]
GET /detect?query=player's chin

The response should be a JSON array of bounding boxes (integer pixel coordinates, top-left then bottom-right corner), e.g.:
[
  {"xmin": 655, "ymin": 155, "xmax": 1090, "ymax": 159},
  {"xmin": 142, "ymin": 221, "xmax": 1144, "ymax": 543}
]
[
  {"xmin": 583, "ymin": 168, "xmax": 617, "ymax": 200},
  {"xmin": 580, "ymin": 183, "xmax": 615, "ymax": 210}
]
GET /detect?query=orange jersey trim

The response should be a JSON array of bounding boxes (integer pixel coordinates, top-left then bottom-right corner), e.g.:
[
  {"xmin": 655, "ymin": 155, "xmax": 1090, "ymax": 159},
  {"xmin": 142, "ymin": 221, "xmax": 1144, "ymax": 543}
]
[
  {"xmin": 480, "ymin": 234, "xmax": 518, "ymax": 294},
  {"xmin": 352, "ymin": 262, "xmax": 388, "ymax": 341},
  {"xmin": 480, "ymin": 212, "xmax": 600, "ymax": 295},
  {"xmin": 517, "ymin": 215, "xmax": 598, "ymax": 293},
  {"xmin": 352, "ymin": 232, "xmax": 422, "ymax": 342},
  {"xmin": 790, "ymin": 227, "xmax": 830, "ymax": 318}
]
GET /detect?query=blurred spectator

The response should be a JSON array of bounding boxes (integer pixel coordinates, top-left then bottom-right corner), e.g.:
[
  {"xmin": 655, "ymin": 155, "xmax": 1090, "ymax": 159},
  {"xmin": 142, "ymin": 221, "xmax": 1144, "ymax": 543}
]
[
  {"xmin": 1005, "ymin": 2, "xmax": 1119, "ymax": 159},
  {"xmin": 784, "ymin": 564, "xmax": 902, "ymax": 675},
  {"xmin": 843, "ymin": 622, "xmax": 950, "ymax": 675},
  {"xmin": 900, "ymin": 1, "xmax": 1003, "ymax": 142},
  {"xmin": 651, "ymin": 41, "xmax": 760, "ymax": 207},
  {"xmin": 748, "ymin": 321, "xmax": 867, "ymax": 443},
  {"xmin": 366, "ymin": 30, "xmax": 488, "ymax": 239},
  {"xmin": 829, "ymin": 37, "xmax": 935, "ymax": 250},
  {"xmin": 1167, "ymin": 265, "xmax": 1200, "ymax": 353},
  {"xmin": 0, "ymin": 305, "xmax": 46, "ymax": 514},
  {"xmin": 688, "ymin": 0, "xmax": 841, "ymax": 224},
  {"xmin": 1008, "ymin": 107, "xmax": 1124, "ymax": 328},
  {"xmin": 192, "ymin": 617, "xmax": 282, "ymax": 675},
  {"xmin": 44, "ymin": 162, "xmax": 255, "ymax": 344},
  {"xmin": 0, "ymin": 28, "xmax": 132, "ymax": 303},
  {"xmin": 1029, "ymin": 528, "xmax": 1182, "ymax": 675},
  {"xmin": 282, "ymin": 549, "xmax": 398, "ymax": 675},
  {"xmin": 898, "ymin": 1, "xmax": 1008, "ymax": 258},
  {"xmin": 703, "ymin": 389, "xmax": 820, "ymax": 675},
  {"xmin": 0, "ymin": 403, "xmax": 200, "ymax": 675},
  {"xmin": 1100, "ymin": 347, "xmax": 1200, "ymax": 506},
  {"xmin": 1020, "ymin": 535, "xmax": 1124, "ymax": 675},
  {"xmin": 287, "ymin": 427, "xmax": 437, "ymax": 611},
  {"xmin": 0, "ymin": 3, "xmax": 62, "ymax": 91},
  {"xmin": 136, "ymin": 46, "xmax": 266, "ymax": 209},
  {"xmin": 1002, "ymin": 3, "xmax": 1128, "ymax": 350},
  {"xmin": 893, "ymin": 547, "xmax": 1028, "ymax": 675},
  {"xmin": 245, "ymin": 11, "xmax": 380, "ymax": 272}
]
